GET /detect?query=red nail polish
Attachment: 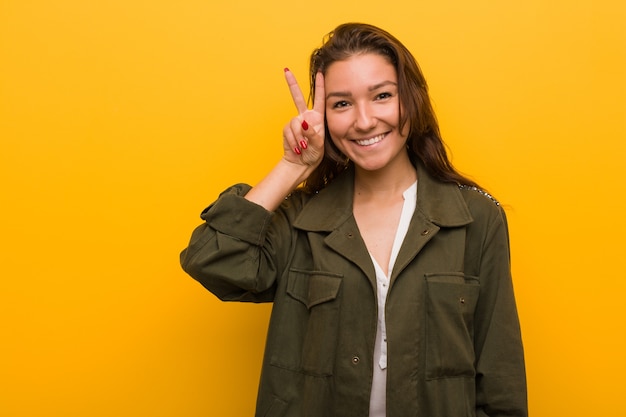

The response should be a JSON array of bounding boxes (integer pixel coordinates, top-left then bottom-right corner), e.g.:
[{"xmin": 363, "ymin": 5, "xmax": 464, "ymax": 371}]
[
  {"xmin": 284, "ymin": 67, "xmax": 290, "ymax": 72},
  {"xmin": 294, "ymin": 146, "xmax": 301, "ymax": 155},
  {"xmin": 300, "ymin": 140, "xmax": 308, "ymax": 149},
  {"xmin": 301, "ymin": 120, "xmax": 309, "ymax": 131}
]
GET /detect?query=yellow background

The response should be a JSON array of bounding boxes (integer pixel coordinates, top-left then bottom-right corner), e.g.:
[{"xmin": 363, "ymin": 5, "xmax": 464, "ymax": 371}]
[{"xmin": 1, "ymin": 0, "xmax": 625, "ymax": 415}]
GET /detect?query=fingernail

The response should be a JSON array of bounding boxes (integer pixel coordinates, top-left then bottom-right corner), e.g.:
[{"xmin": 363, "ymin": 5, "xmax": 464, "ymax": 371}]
[
  {"xmin": 301, "ymin": 120, "xmax": 309, "ymax": 131},
  {"xmin": 284, "ymin": 67, "xmax": 290, "ymax": 72},
  {"xmin": 294, "ymin": 147, "xmax": 301, "ymax": 155},
  {"xmin": 300, "ymin": 140, "xmax": 308, "ymax": 149}
]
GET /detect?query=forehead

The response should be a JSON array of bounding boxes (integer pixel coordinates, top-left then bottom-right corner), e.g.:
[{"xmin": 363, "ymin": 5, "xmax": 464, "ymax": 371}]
[{"xmin": 324, "ymin": 53, "xmax": 397, "ymax": 89}]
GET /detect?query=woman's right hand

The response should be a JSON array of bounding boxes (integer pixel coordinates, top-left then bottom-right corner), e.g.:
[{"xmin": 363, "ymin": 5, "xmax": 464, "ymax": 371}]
[
  {"xmin": 282, "ymin": 69, "xmax": 325, "ymax": 168},
  {"xmin": 243, "ymin": 70, "xmax": 325, "ymax": 211}
]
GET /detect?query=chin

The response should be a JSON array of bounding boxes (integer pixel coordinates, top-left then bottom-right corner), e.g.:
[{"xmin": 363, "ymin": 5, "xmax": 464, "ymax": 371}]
[{"xmin": 354, "ymin": 160, "xmax": 388, "ymax": 172}]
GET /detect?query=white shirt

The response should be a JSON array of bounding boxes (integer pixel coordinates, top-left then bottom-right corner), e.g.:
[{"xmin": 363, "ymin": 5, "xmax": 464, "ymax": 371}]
[{"xmin": 368, "ymin": 181, "xmax": 417, "ymax": 417}]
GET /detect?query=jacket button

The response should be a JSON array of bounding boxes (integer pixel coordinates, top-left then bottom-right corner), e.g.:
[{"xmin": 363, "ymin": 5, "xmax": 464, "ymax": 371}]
[
  {"xmin": 351, "ymin": 356, "xmax": 360, "ymax": 365},
  {"xmin": 421, "ymin": 229, "xmax": 430, "ymax": 236},
  {"xmin": 347, "ymin": 232, "xmax": 354, "ymax": 238}
]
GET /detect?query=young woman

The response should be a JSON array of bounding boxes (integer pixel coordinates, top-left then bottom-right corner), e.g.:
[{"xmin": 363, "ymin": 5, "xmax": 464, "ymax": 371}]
[{"xmin": 181, "ymin": 23, "xmax": 527, "ymax": 417}]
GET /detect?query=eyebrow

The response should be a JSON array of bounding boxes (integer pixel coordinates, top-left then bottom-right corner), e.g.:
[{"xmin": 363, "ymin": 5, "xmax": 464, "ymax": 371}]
[{"xmin": 326, "ymin": 80, "xmax": 398, "ymax": 99}]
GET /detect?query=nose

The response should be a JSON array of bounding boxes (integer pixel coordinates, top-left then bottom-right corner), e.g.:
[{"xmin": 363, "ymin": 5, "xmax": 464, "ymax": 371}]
[{"xmin": 354, "ymin": 103, "xmax": 376, "ymax": 131}]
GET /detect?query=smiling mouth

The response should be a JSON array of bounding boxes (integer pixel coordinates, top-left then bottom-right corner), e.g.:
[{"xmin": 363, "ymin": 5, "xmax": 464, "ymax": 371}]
[{"xmin": 355, "ymin": 133, "xmax": 387, "ymax": 146}]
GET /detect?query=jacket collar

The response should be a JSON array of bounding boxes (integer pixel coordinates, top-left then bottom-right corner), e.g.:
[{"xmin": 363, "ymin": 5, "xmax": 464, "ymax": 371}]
[{"xmin": 293, "ymin": 163, "xmax": 473, "ymax": 232}]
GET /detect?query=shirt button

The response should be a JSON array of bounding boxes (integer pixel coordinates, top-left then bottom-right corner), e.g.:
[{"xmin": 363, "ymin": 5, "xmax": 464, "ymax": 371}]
[{"xmin": 351, "ymin": 356, "xmax": 360, "ymax": 365}]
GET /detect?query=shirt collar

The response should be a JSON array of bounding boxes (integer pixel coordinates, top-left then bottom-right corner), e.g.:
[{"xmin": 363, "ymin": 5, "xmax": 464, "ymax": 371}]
[{"xmin": 293, "ymin": 163, "xmax": 473, "ymax": 232}]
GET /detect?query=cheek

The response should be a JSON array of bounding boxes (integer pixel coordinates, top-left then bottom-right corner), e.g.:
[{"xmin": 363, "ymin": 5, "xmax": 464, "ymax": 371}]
[
  {"xmin": 326, "ymin": 131, "xmax": 345, "ymax": 153},
  {"xmin": 381, "ymin": 105, "xmax": 401, "ymax": 125},
  {"xmin": 397, "ymin": 105, "xmax": 409, "ymax": 135},
  {"xmin": 325, "ymin": 113, "xmax": 349, "ymax": 138}
]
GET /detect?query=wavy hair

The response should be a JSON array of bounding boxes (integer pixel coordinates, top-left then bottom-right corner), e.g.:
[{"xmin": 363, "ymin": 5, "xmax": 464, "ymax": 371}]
[{"xmin": 303, "ymin": 23, "xmax": 479, "ymax": 192}]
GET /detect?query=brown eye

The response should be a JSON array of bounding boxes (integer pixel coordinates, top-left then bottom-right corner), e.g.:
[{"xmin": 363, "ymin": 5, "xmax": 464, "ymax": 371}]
[{"xmin": 332, "ymin": 100, "xmax": 349, "ymax": 109}]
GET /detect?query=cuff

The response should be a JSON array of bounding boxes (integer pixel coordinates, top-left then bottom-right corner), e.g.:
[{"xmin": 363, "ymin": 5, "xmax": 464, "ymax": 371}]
[{"xmin": 200, "ymin": 184, "xmax": 273, "ymax": 245}]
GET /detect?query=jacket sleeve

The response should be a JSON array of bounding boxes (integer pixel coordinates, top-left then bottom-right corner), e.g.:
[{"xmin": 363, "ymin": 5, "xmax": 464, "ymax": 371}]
[
  {"xmin": 472, "ymin": 205, "xmax": 528, "ymax": 417},
  {"xmin": 179, "ymin": 184, "xmax": 294, "ymax": 303}
]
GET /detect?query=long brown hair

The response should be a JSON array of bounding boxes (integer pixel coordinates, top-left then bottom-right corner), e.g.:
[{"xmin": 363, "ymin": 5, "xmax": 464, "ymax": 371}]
[{"xmin": 303, "ymin": 23, "xmax": 479, "ymax": 192}]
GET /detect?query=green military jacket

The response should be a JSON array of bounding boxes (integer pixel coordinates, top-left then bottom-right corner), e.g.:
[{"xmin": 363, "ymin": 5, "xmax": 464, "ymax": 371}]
[{"xmin": 180, "ymin": 163, "xmax": 527, "ymax": 417}]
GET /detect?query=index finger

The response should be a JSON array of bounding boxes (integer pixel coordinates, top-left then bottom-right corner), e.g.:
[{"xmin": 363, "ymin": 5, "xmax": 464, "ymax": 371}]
[
  {"xmin": 312, "ymin": 71, "xmax": 325, "ymax": 114},
  {"xmin": 284, "ymin": 69, "xmax": 308, "ymax": 115}
]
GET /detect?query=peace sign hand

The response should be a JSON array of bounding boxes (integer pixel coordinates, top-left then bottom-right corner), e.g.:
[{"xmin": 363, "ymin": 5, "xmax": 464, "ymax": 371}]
[{"xmin": 282, "ymin": 69, "xmax": 325, "ymax": 167}]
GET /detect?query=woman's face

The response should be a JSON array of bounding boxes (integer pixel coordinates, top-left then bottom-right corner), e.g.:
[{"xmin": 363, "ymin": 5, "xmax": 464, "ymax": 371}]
[{"xmin": 324, "ymin": 53, "xmax": 409, "ymax": 173}]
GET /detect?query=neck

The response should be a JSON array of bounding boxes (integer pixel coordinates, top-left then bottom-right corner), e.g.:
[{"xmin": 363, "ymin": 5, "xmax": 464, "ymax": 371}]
[{"xmin": 353, "ymin": 157, "xmax": 417, "ymax": 200}]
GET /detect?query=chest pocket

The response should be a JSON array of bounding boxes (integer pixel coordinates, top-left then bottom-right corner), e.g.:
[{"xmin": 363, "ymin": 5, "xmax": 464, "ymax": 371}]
[
  {"xmin": 287, "ymin": 268, "xmax": 343, "ymax": 309},
  {"xmin": 286, "ymin": 268, "xmax": 343, "ymax": 376},
  {"xmin": 425, "ymin": 272, "xmax": 479, "ymax": 380}
]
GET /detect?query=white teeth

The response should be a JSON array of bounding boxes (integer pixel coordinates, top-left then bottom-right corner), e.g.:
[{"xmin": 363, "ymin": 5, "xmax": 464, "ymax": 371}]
[{"xmin": 355, "ymin": 134, "xmax": 385, "ymax": 146}]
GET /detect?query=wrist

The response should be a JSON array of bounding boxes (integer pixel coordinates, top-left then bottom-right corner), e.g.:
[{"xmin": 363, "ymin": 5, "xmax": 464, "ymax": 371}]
[
  {"xmin": 277, "ymin": 157, "xmax": 318, "ymax": 187},
  {"xmin": 244, "ymin": 158, "xmax": 318, "ymax": 211}
]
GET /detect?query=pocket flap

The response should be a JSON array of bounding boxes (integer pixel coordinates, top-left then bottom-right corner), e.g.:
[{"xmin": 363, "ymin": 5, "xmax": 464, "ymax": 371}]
[{"xmin": 287, "ymin": 269, "xmax": 342, "ymax": 309}]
